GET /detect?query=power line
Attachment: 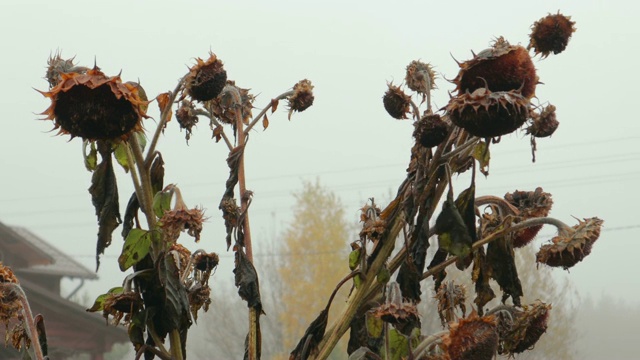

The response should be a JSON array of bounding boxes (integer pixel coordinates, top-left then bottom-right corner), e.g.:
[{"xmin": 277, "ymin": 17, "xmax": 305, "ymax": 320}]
[
  {"xmin": 1, "ymin": 136, "xmax": 638, "ymax": 204},
  {"xmin": 63, "ymin": 224, "xmax": 640, "ymax": 259}
]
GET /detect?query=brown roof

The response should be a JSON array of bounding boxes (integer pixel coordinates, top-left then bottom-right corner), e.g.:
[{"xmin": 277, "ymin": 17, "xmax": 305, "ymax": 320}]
[{"xmin": 8, "ymin": 226, "xmax": 97, "ymax": 280}]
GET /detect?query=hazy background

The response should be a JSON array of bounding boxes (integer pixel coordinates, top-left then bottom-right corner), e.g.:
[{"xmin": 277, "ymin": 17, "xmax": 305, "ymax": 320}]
[{"xmin": 1, "ymin": 0, "xmax": 639, "ymax": 358}]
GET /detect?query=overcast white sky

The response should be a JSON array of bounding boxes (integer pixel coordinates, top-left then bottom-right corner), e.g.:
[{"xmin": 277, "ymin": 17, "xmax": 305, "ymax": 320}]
[{"xmin": 1, "ymin": 0, "xmax": 639, "ymax": 309}]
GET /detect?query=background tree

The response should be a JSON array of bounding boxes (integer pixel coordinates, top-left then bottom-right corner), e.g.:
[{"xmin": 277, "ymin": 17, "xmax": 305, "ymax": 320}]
[{"xmin": 277, "ymin": 180, "xmax": 352, "ymax": 357}]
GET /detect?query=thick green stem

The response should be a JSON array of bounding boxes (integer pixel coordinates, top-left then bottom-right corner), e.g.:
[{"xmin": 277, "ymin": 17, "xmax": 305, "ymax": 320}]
[{"xmin": 169, "ymin": 329, "xmax": 184, "ymax": 360}]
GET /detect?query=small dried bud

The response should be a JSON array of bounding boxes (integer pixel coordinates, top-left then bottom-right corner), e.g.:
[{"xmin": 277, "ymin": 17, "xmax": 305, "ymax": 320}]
[
  {"xmin": 45, "ymin": 52, "xmax": 88, "ymax": 88},
  {"xmin": 383, "ymin": 83, "xmax": 411, "ymax": 119},
  {"xmin": 413, "ymin": 113, "xmax": 449, "ymax": 148},
  {"xmin": 209, "ymin": 81, "xmax": 255, "ymax": 125},
  {"xmin": 188, "ymin": 284, "xmax": 211, "ymax": 321},
  {"xmin": 194, "ymin": 252, "xmax": 220, "ymax": 273},
  {"xmin": 528, "ymin": 12, "xmax": 576, "ymax": 58},
  {"xmin": 186, "ymin": 53, "xmax": 227, "ymax": 102},
  {"xmin": 435, "ymin": 281, "xmax": 467, "ymax": 327},
  {"xmin": 537, "ymin": 217, "xmax": 603, "ymax": 269},
  {"xmin": 405, "ymin": 60, "xmax": 436, "ymax": 94},
  {"xmin": 287, "ymin": 79, "xmax": 314, "ymax": 119},
  {"xmin": 527, "ymin": 104, "xmax": 559, "ymax": 138},
  {"xmin": 176, "ymin": 100, "xmax": 199, "ymax": 142}
]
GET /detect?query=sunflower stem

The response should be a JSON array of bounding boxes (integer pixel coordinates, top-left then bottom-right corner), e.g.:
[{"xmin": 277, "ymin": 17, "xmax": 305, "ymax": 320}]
[
  {"xmin": 169, "ymin": 329, "xmax": 184, "ymax": 360},
  {"xmin": 243, "ymin": 90, "xmax": 294, "ymax": 136},
  {"xmin": 421, "ymin": 216, "xmax": 573, "ymax": 281},
  {"xmin": 145, "ymin": 74, "xmax": 188, "ymax": 166},
  {"xmin": 193, "ymin": 108, "xmax": 234, "ymax": 151},
  {"xmin": 1, "ymin": 283, "xmax": 45, "ymax": 360}
]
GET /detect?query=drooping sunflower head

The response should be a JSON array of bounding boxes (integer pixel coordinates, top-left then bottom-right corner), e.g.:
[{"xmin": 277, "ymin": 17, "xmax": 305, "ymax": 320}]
[{"xmin": 39, "ymin": 65, "xmax": 148, "ymax": 141}]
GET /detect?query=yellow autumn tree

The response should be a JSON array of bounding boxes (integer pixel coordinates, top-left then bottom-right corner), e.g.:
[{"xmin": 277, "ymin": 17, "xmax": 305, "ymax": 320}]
[{"xmin": 276, "ymin": 179, "xmax": 351, "ymax": 356}]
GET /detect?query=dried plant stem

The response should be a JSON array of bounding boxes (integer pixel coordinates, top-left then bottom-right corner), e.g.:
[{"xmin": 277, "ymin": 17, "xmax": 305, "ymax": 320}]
[
  {"xmin": 314, "ymin": 209, "xmax": 406, "ymax": 360},
  {"xmin": 438, "ymin": 135, "xmax": 479, "ymax": 163},
  {"xmin": 421, "ymin": 216, "xmax": 572, "ymax": 281},
  {"xmin": 243, "ymin": 90, "xmax": 294, "ymax": 136},
  {"xmin": 193, "ymin": 108, "xmax": 233, "ymax": 151},
  {"xmin": 412, "ymin": 330, "xmax": 448, "ymax": 358},
  {"xmin": 475, "ymin": 195, "xmax": 520, "ymax": 216},
  {"xmin": 232, "ymin": 92, "xmax": 260, "ymax": 360},
  {"xmin": 1, "ymin": 284, "xmax": 44, "ymax": 360},
  {"xmin": 145, "ymin": 75, "xmax": 188, "ymax": 166},
  {"xmin": 130, "ymin": 135, "xmax": 158, "ymax": 235}
]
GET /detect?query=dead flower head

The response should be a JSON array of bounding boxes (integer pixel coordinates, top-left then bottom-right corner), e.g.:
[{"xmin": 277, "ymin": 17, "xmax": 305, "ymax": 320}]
[
  {"xmin": 160, "ymin": 207, "xmax": 206, "ymax": 243},
  {"xmin": 526, "ymin": 104, "xmax": 559, "ymax": 138},
  {"xmin": 441, "ymin": 312, "xmax": 499, "ymax": 360},
  {"xmin": 39, "ymin": 65, "xmax": 148, "ymax": 141},
  {"xmin": 186, "ymin": 53, "xmax": 227, "ymax": 102},
  {"xmin": 176, "ymin": 100, "xmax": 199, "ymax": 142},
  {"xmin": 209, "ymin": 81, "xmax": 255, "ymax": 125},
  {"xmin": 536, "ymin": 217, "xmax": 603, "ymax": 269},
  {"xmin": 405, "ymin": 60, "xmax": 437, "ymax": 95},
  {"xmin": 287, "ymin": 79, "xmax": 315, "ymax": 119},
  {"xmin": 497, "ymin": 301, "xmax": 551, "ymax": 355},
  {"xmin": 528, "ymin": 12, "xmax": 576, "ymax": 58},
  {"xmin": 504, "ymin": 187, "xmax": 553, "ymax": 247},
  {"xmin": 383, "ymin": 82, "xmax": 411, "ymax": 120}
]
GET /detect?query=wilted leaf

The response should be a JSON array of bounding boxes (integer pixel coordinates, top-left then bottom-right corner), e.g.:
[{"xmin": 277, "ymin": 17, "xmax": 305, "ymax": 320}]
[
  {"xmin": 157, "ymin": 92, "xmax": 171, "ymax": 115},
  {"xmin": 434, "ymin": 195, "xmax": 473, "ymax": 258},
  {"xmin": 152, "ymin": 190, "xmax": 173, "ymax": 219},
  {"xmin": 135, "ymin": 131, "xmax": 147, "ymax": 152},
  {"xmin": 427, "ymin": 248, "xmax": 449, "ymax": 292},
  {"xmin": 34, "ymin": 314, "xmax": 48, "ymax": 357},
  {"xmin": 263, "ymin": 114, "xmax": 269, "ymax": 130},
  {"xmin": 118, "ymin": 229, "xmax": 152, "ymax": 271},
  {"xmin": 289, "ymin": 309, "xmax": 328, "ymax": 360},
  {"xmin": 472, "ymin": 141, "xmax": 491, "ymax": 176},
  {"xmin": 121, "ymin": 193, "xmax": 139, "ymax": 239},
  {"xmin": 220, "ymin": 145, "xmax": 245, "ymax": 248},
  {"xmin": 472, "ymin": 248, "xmax": 495, "ymax": 316},
  {"xmin": 87, "ymin": 287, "xmax": 124, "ymax": 312},
  {"xmin": 271, "ymin": 98, "xmax": 279, "ymax": 113},
  {"xmin": 150, "ymin": 152, "xmax": 165, "ymax": 194},
  {"xmin": 487, "ymin": 237, "xmax": 523, "ymax": 306},
  {"xmin": 454, "ymin": 180, "xmax": 477, "ymax": 270},
  {"xmin": 89, "ymin": 142, "xmax": 122, "ymax": 271},
  {"xmin": 83, "ymin": 140, "xmax": 97, "ymax": 172},
  {"xmin": 113, "ymin": 142, "xmax": 130, "ymax": 172},
  {"xmin": 212, "ymin": 124, "xmax": 223, "ymax": 143},
  {"xmin": 234, "ymin": 250, "xmax": 263, "ymax": 313},
  {"xmin": 158, "ymin": 253, "xmax": 192, "ymax": 332}
]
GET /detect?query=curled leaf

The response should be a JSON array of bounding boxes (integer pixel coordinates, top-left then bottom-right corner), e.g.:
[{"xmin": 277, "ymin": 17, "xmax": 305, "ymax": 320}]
[
  {"xmin": 234, "ymin": 250, "xmax": 263, "ymax": 313},
  {"xmin": 83, "ymin": 140, "xmax": 97, "ymax": 172},
  {"xmin": 290, "ymin": 309, "xmax": 328, "ymax": 360},
  {"xmin": 263, "ymin": 114, "xmax": 269, "ymax": 130}
]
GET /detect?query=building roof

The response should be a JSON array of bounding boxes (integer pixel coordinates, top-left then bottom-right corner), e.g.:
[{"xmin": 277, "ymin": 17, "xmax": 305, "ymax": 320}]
[{"xmin": 8, "ymin": 226, "xmax": 97, "ymax": 280}]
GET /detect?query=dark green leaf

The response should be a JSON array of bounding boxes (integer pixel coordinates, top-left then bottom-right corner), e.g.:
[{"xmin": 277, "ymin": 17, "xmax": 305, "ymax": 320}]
[
  {"xmin": 158, "ymin": 253, "xmax": 192, "ymax": 332},
  {"xmin": 434, "ymin": 197, "xmax": 473, "ymax": 258},
  {"xmin": 89, "ymin": 141, "xmax": 122, "ymax": 271},
  {"xmin": 234, "ymin": 250, "xmax": 263, "ymax": 313},
  {"xmin": 83, "ymin": 140, "xmax": 97, "ymax": 172},
  {"xmin": 387, "ymin": 328, "xmax": 419, "ymax": 360},
  {"xmin": 118, "ymin": 229, "xmax": 152, "ymax": 271}
]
